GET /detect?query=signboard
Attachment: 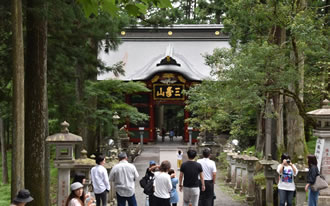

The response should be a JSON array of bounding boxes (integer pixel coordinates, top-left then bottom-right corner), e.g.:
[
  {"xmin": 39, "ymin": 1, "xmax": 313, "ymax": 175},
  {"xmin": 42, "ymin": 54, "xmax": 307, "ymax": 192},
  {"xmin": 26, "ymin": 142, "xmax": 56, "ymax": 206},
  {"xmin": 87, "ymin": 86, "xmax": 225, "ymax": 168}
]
[
  {"xmin": 153, "ymin": 84, "xmax": 184, "ymax": 100},
  {"xmin": 315, "ymin": 138, "xmax": 325, "ymax": 171}
]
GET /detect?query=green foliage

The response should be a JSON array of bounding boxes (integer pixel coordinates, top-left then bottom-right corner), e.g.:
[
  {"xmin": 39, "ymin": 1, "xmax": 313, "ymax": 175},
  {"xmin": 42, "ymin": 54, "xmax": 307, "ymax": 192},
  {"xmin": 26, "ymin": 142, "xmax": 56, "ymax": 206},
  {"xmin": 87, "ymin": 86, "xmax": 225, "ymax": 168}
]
[
  {"xmin": 307, "ymin": 135, "xmax": 317, "ymax": 154},
  {"xmin": 217, "ymin": 152, "xmax": 228, "ymax": 170},
  {"xmin": 0, "ymin": 151, "xmax": 11, "ymax": 204},
  {"xmin": 253, "ymin": 172, "xmax": 266, "ymax": 188}
]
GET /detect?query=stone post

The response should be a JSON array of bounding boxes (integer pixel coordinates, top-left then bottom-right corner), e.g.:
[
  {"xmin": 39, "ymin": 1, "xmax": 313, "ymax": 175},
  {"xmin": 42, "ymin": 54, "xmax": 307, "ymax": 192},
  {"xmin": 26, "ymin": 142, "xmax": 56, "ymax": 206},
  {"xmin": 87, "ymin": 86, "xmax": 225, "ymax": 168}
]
[
  {"xmin": 295, "ymin": 155, "xmax": 308, "ymax": 206},
  {"xmin": 307, "ymin": 99, "xmax": 330, "ymax": 206},
  {"xmin": 234, "ymin": 152, "xmax": 242, "ymax": 193},
  {"xmin": 260, "ymin": 154, "xmax": 277, "ymax": 206},
  {"xmin": 240, "ymin": 152, "xmax": 248, "ymax": 196},
  {"xmin": 230, "ymin": 152, "xmax": 238, "ymax": 188},
  {"xmin": 226, "ymin": 151, "xmax": 235, "ymax": 184},
  {"xmin": 245, "ymin": 152, "xmax": 258, "ymax": 203}
]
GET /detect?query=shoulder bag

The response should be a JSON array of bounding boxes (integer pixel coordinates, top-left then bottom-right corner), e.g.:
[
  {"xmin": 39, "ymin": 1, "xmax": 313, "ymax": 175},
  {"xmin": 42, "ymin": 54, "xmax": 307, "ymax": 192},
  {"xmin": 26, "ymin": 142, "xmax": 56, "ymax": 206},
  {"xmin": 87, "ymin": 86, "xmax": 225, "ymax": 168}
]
[{"xmin": 311, "ymin": 175, "xmax": 329, "ymax": 191}]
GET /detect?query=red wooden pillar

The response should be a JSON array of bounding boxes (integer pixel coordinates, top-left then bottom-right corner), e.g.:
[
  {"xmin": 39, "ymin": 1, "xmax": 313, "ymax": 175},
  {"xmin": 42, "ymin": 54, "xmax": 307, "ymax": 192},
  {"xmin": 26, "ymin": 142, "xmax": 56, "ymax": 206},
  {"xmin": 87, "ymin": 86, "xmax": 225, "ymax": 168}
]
[{"xmin": 149, "ymin": 92, "xmax": 154, "ymax": 142}]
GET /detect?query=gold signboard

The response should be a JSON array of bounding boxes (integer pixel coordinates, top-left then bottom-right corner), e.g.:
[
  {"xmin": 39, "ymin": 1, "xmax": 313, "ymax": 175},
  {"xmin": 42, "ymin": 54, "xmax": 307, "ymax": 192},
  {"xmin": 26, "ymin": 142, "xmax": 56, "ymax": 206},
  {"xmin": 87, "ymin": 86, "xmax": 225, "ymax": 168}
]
[{"xmin": 153, "ymin": 84, "xmax": 184, "ymax": 100}]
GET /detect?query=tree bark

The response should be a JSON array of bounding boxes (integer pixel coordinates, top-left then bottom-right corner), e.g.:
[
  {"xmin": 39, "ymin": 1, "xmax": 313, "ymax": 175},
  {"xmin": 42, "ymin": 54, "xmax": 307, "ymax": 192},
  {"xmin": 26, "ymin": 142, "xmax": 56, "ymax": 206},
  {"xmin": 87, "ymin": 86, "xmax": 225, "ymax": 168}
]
[
  {"xmin": 273, "ymin": 93, "xmax": 285, "ymax": 159},
  {"xmin": 256, "ymin": 108, "xmax": 265, "ymax": 155},
  {"xmin": 11, "ymin": 0, "xmax": 25, "ymax": 198},
  {"xmin": 75, "ymin": 63, "xmax": 85, "ymax": 157},
  {"xmin": 25, "ymin": 0, "xmax": 48, "ymax": 205},
  {"xmin": 0, "ymin": 112, "xmax": 9, "ymax": 184}
]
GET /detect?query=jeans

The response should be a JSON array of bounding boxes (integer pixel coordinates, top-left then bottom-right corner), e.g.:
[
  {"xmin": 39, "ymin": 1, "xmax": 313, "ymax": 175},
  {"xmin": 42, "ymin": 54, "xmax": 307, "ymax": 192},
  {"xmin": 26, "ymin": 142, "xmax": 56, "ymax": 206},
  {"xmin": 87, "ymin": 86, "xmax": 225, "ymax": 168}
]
[
  {"xmin": 116, "ymin": 193, "xmax": 137, "ymax": 206},
  {"xmin": 183, "ymin": 187, "xmax": 200, "ymax": 206},
  {"xmin": 278, "ymin": 189, "xmax": 294, "ymax": 206},
  {"xmin": 95, "ymin": 190, "xmax": 108, "ymax": 206},
  {"xmin": 308, "ymin": 187, "xmax": 319, "ymax": 206}
]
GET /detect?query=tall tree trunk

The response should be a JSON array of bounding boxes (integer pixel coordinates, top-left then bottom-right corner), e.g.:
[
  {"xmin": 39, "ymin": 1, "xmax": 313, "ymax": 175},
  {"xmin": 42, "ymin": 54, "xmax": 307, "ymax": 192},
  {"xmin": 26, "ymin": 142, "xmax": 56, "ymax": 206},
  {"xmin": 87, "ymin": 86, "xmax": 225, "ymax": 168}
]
[
  {"xmin": 25, "ymin": 0, "xmax": 48, "ymax": 205},
  {"xmin": 0, "ymin": 112, "xmax": 9, "ymax": 184},
  {"xmin": 273, "ymin": 93, "xmax": 284, "ymax": 159},
  {"xmin": 11, "ymin": 0, "xmax": 25, "ymax": 198},
  {"xmin": 256, "ymin": 108, "xmax": 265, "ymax": 155},
  {"xmin": 75, "ymin": 63, "xmax": 85, "ymax": 157}
]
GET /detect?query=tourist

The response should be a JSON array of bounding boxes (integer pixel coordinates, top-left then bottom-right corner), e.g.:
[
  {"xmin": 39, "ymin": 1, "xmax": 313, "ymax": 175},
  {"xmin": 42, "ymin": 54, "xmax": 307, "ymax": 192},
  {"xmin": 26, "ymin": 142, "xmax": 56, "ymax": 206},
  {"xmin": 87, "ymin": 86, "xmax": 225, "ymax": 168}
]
[
  {"xmin": 90, "ymin": 154, "xmax": 110, "ymax": 206},
  {"xmin": 305, "ymin": 154, "xmax": 319, "ymax": 206},
  {"xmin": 73, "ymin": 172, "xmax": 95, "ymax": 206},
  {"xmin": 168, "ymin": 169, "xmax": 179, "ymax": 206},
  {"xmin": 65, "ymin": 182, "xmax": 85, "ymax": 206},
  {"xmin": 151, "ymin": 160, "xmax": 172, "ymax": 206},
  {"xmin": 143, "ymin": 160, "xmax": 158, "ymax": 206},
  {"xmin": 179, "ymin": 149, "xmax": 205, "ymax": 206},
  {"xmin": 277, "ymin": 153, "xmax": 298, "ymax": 206},
  {"xmin": 177, "ymin": 150, "xmax": 183, "ymax": 170},
  {"xmin": 169, "ymin": 129, "xmax": 174, "ymax": 141},
  {"xmin": 197, "ymin": 148, "xmax": 216, "ymax": 206},
  {"xmin": 109, "ymin": 152, "xmax": 139, "ymax": 206},
  {"xmin": 10, "ymin": 189, "xmax": 34, "ymax": 206}
]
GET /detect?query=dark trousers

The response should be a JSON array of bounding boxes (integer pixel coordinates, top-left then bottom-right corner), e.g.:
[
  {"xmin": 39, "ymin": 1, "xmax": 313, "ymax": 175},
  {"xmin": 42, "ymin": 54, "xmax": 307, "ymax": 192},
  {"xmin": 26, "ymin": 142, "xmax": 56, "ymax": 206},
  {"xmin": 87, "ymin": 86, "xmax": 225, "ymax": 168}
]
[
  {"xmin": 116, "ymin": 193, "xmax": 137, "ymax": 206},
  {"xmin": 199, "ymin": 180, "xmax": 214, "ymax": 206},
  {"xmin": 150, "ymin": 195, "xmax": 170, "ymax": 206},
  {"xmin": 278, "ymin": 189, "xmax": 294, "ymax": 206},
  {"xmin": 95, "ymin": 190, "xmax": 108, "ymax": 206}
]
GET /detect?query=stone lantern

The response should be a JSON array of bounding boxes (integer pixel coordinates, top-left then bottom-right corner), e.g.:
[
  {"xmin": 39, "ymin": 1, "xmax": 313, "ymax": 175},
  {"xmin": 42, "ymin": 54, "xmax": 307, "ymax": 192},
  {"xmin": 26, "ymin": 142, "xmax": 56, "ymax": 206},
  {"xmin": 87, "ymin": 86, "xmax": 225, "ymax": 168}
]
[
  {"xmin": 307, "ymin": 99, "xmax": 330, "ymax": 205},
  {"xmin": 234, "ymin": 152, "xmax": 243, "ymax": 193},
  {"xmin": 245, "ymin": 152, "xmax": 259, "ymax": 203},
  {"xmin": 259, "ymin": 154, "xmax": 278, "ymax": 206},
  {"xmin": 46, "ymin": 121, "xmax": 82, "ymax": 206},
  {"xmin": 295, "ymin": 155, "xmax": 308, "ymax": 206}
]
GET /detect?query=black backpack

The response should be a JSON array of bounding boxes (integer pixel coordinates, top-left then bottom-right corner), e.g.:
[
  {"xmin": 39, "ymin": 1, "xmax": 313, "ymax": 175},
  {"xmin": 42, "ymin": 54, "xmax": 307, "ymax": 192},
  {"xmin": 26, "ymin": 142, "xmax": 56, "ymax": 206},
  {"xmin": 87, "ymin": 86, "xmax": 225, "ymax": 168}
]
[{"xmin": 139, "ymin": 174, "xmax": 154, "ymax": 195}]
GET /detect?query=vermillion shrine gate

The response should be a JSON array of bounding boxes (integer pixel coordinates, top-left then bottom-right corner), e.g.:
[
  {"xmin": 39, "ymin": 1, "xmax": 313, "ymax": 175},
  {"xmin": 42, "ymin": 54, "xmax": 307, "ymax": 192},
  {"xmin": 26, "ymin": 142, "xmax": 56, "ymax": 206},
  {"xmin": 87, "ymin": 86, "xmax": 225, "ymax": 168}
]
[{"xmin": 98, "ymin": 25, "xmax": 230, "ymax": 143}]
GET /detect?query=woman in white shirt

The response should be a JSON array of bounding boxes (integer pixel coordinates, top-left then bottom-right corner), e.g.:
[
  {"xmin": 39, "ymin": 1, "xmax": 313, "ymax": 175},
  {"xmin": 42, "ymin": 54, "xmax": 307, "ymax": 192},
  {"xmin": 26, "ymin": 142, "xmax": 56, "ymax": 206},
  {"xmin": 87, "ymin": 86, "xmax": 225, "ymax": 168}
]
[
  {"xmin": 151, "ymin": 160, "xmax": 172, "ymax": 206},
  {"xmin": 277, "ymin": 153, "xmax": 298, "ymax": 206},
  {"xmin": 65, "ymin": 182, "xmax": 85, "ymax": 206}
]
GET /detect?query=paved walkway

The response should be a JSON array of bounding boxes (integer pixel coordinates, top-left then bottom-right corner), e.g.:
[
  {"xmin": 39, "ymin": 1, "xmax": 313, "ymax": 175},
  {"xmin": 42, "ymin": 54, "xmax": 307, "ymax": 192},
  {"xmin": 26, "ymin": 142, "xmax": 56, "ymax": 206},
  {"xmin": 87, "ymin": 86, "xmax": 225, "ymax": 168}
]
[{"xmin": 133, "ymin": 136, "xmax": 247, "ymax": 206}]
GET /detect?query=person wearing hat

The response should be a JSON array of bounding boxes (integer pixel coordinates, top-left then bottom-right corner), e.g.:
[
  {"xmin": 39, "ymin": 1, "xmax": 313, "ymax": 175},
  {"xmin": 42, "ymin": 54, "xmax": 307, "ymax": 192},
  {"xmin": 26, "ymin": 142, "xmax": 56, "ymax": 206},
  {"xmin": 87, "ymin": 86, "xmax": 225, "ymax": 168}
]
[
  {"xmin": 65, "ymin": 182, "xmax": 85, "ymax": 206},
  {"xmin": 144, "ymin": 160, "xmax": 158, "ymax": 206},
  {"xmin": 90, "ymin": 154, "xmax": 111, "ymax": 206},
  {"xmin": 10, "ymin": 189, "xmax": 33, "ymax": 206},
  {"xmin": 109, "ymin": 152, "xmax": 139, "ymax": 206}
]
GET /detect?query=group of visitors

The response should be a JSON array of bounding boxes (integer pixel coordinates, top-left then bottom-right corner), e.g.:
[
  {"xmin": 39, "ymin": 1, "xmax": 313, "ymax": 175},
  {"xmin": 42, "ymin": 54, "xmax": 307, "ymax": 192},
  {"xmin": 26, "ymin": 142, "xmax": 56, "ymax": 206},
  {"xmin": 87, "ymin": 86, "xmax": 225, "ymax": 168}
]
[
  {"xmin": 141, "ymin": 148, "xmax": 216, "ymax": 206},
  {"xmin": 277, "ymin": 153, "xmax": 321, "ymax": 206}
]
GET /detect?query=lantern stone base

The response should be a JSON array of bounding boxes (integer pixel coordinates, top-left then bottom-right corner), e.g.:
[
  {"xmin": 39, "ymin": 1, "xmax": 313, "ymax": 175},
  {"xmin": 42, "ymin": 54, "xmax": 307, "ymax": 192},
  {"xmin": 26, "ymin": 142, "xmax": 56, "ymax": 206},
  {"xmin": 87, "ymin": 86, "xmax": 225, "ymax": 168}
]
[{"xmin": 318, "ymin": 196, "xmax": 330, "ymax": 206}]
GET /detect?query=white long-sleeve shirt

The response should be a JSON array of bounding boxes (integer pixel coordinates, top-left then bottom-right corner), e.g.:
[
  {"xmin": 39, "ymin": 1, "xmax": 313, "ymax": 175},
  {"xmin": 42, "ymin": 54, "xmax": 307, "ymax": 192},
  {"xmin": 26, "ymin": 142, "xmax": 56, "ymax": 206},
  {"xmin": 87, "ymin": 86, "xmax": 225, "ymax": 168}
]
[
  {"xmin": 109, "ymin": 160, "xmax": 139, "ymax": 197},
  {"xmin": 91, "ymin": 165, "xmax": 111, "ymax": 194}
]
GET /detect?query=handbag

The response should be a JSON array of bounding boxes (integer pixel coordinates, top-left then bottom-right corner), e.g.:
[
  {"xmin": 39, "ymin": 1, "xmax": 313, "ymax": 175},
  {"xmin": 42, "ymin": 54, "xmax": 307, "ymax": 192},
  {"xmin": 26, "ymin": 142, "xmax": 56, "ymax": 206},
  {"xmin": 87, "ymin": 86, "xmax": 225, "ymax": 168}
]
[{"xmin": 311, "ymin": 175, "xmax": 329, "ymax": 191}]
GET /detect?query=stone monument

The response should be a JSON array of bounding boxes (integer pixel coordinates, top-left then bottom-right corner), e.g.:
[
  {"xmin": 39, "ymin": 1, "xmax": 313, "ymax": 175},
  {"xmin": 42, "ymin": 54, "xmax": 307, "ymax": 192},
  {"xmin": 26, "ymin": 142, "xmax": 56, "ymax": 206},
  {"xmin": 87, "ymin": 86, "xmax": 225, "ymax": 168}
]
[{"xmin": 307, "ymin": 99, "xmax": 330, "ymax": 205}]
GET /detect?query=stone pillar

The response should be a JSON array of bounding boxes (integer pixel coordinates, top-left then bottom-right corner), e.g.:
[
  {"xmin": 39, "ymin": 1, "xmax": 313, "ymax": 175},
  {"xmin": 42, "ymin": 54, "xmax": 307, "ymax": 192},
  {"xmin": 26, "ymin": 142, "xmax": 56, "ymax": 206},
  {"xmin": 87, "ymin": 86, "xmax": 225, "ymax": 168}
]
[
  {"xmin": 57, "ymin": 167, "xmax": 70, "ymax": 206},
  {"xmin": 260, "ymin": 154, "xmax": 278, "ymax": 206},
  {"xmin": 234, "ymin": 153, "xmax": 242, "ymax": 193},
  {"xmin": 307, "ymin": 99, "xmax": 330, "ymax": 206},
  {"xmin": 295, "ymin": 155, "xmax": 308, "ymax": 206},
  {"xmin": 240, "ymin": 154, "xmax": 248, "ymax": 195},
  {"xmin": 230, "ymin": 153, "xmax": 238, "ymax": 188},
  {"xmin": 226, "ymin": 151, "xmax": 235, "ymax": 184},
  {"xmin": 245, "ymin": 152, "xmax": 258, "ymax": 203}
]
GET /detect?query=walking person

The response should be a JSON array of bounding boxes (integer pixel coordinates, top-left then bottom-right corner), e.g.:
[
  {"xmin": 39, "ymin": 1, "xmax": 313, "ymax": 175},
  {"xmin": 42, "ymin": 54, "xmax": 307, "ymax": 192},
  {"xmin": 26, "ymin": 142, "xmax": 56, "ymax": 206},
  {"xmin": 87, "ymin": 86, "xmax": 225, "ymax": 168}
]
[
  {"xmin": 143, "ymin": 160, "xmax": 158, "ymax": 206},
  {"xmin": 90, "ymin": 154, "xmax": 110, "ymax": 206},
  {"xmin": 305, "ymin": 154, "xmax": 320, "ymax": 206},
  {"xmin": 197, "ymin": 148, "xmax": 216, "ymax": 206},
  {"xmin": 169, "ymin": 129, "xmax": 174, "ymax": 142},
  {"xmin": 151, "ymin": 160, "xmax": 172, "ymax": 206},
  {"xmin": 109, "ymin": 152, "xmax": 139, "ymax": 206},
  {"xmin": 10, "ymin": 189, "xmax": 34, "ymax": 206},
  {"xmin": 168, "ymin": 169, "xmax": 179, "ymax": 206},
  {"xmin": 65, "ymin": 182, "xmax": 85, "ymax": 206},
  {"xmin": 277, "ymin": 153, "xmax": 298, "ymax": 206},
  {"xmin": 177, "ymin": 150, "xmax": 183, "ymax": 170},
  {"xmin": 179, "ymin": 149, "xmax": 205, "ymax": 206}
]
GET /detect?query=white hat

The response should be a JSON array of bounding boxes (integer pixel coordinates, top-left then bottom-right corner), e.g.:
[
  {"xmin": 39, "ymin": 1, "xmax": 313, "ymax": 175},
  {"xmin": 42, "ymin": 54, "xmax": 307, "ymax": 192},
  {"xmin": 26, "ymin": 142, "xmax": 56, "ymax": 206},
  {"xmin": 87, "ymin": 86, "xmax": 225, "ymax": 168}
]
[{"xmin": 71, "ymin": 182, "xmax": 83, "ymax": 191}]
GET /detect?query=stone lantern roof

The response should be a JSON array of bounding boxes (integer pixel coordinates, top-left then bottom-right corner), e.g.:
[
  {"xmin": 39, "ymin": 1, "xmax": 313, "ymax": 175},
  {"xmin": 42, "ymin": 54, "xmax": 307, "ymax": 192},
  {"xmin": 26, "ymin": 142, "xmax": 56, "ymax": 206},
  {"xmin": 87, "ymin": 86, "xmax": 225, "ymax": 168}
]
[
  {"xmin": 307, "ymin": 99, "xmax": 330, "ymax": 130},
  {"xmin": 46, "ymin": 121, "xmax": 83, "ymax": 143}
]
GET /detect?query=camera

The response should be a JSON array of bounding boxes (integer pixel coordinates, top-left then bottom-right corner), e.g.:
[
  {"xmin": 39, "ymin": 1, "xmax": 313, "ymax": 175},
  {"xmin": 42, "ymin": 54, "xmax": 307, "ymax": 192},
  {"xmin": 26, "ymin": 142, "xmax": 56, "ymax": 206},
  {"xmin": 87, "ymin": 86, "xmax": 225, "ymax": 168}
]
[{"xmin": 286, "ymin": 159, "xmax": 291, "ymax": 164}]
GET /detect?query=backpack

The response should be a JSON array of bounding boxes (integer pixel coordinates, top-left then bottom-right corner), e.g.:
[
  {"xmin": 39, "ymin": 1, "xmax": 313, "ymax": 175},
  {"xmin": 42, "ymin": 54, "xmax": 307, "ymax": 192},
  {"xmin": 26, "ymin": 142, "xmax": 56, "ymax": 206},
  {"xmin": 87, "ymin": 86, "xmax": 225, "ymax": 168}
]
[{"xmin": 139, "ymin": 174, "xmax": 154, "ymax": 195}]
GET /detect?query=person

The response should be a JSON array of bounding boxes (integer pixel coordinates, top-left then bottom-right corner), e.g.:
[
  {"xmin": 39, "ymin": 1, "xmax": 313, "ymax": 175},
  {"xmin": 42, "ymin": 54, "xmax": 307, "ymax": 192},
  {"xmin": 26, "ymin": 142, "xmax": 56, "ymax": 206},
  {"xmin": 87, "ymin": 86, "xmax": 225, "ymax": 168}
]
[
  {"xmin": 305, "ymin": 154, "xmax": 319, "ymax": 206},
  {"xmin": 177, "ymin": 150, "xmax": 183, "ymax": 170},
  {"xmin": 169, "ymin": 129, "xmax": 174, "ymax": 142},
  {"xmin": 162, "ymin": 128, "xmax": 166, "ymax": 142},
  {"xmin": 151, "ymin": 160, "xmax": 172, "ymax": 206},
  {"xmin": 65, "ymin": 182, "xmax": 85, "ymax": 206},
  {"xmin": 197, "ymin": 148, "xmax": 216, "ymax": 206},
  {"xmin": 109, "ymin": 152, "xmax": 139, "ymax": 206},
  {"xmin": 277, "ymin": 153, "xmax": 298, "ymax": 206},
  {"xmin": 73, "ymin": 172, "xmax": 95, "ymax": 206},
  {"xmin": 144, "ymin": 160, "xmax": 158, "ymax": 206},
  {"xmin": 90, "ymin": 154, "xmax": 110, "ymax": 206},
  {"xmin": 10, "ymin": 189, "xmax": 34, "ymax": 206},
  {"xmin": 168, "ymin": 169, "xmax": 179, "ymax": 206},
  {"xmin": 179, "ymin": 149, "xmax": 205, "ymax": 206}
]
